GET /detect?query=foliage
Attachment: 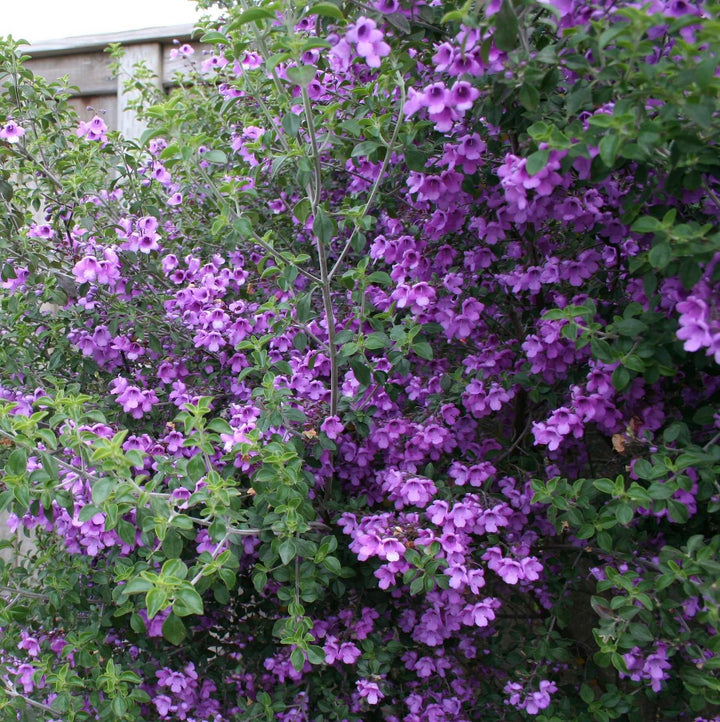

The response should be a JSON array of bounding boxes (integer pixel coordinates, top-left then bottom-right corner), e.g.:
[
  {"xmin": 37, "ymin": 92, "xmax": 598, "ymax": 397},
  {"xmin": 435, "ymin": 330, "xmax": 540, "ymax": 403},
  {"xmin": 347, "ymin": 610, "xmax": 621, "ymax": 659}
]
[{"xmin": 0, "ymin": 0, "xmax": 719, "ymax": 719}]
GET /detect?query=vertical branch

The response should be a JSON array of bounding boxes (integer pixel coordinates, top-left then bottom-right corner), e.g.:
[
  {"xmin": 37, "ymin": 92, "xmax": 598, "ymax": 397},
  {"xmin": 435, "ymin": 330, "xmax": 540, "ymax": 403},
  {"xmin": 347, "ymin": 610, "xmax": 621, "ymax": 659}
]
[
  {"xmin": 329, "ymin": 73, "xmax": 405, "ymax": 280},
  {"xmin": 301, "ymin": 86, "xmax": 339, "ymax": 419}
]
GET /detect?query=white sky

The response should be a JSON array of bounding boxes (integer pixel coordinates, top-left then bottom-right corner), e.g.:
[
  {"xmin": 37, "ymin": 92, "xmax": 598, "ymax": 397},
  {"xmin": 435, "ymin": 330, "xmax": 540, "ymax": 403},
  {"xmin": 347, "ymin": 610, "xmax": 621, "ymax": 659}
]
[{"xmin": 3, "ymin": 0, "xmax": 215, "ymax": 44}]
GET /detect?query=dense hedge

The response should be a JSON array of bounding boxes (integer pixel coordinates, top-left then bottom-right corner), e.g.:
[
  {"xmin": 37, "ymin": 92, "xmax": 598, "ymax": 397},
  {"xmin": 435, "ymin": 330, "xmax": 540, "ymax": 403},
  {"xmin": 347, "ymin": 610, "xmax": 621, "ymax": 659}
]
[{"xmin": 1, "ymin": 0, "xmax": 719, "ymax": 719}]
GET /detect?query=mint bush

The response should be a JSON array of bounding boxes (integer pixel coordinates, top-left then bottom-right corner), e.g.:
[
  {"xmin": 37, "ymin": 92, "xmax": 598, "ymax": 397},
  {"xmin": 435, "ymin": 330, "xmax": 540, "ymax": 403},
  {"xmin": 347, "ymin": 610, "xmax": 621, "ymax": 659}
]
[{"xmin": 1, "ymin": 0, "xmax": 719, "ymax": 719}]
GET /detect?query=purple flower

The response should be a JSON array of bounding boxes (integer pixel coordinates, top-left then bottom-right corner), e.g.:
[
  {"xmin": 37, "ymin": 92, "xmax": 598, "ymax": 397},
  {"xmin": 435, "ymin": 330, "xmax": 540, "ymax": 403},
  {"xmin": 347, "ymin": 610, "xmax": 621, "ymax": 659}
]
[
  {"xmin": 16, "ymin": 663, "xmax": 39, "ymax": 693},
  {"xmin": 73, "ymin": 256, "xmax": 101, "ymax": 283},
  {"xmin": 356, "ymin": 678, "xmax": 384, "ymax": 704},
  {"xmin": 449, "ymin": 81, "xmax": 479, "ymax": 111},
  {"xmin": 345, "ymin": 17, "xmax": 390, "ymax": 67},
  {"xmin": 379, "ymin": 537, "xmax": 405, "ymax": 562},
  {"xmin": 77, "ymin": 115, "xmax": 108, "ymax": 142},
  {"xmin": 321, "ymin": 415, "xmax": 344, "ymax": 439},
  {"xmin": 0, "ymin": 120, "xmax": 26, "ymax": 143},
  {"xmin": 462, "ymin": 598, "xmax": 499, "ymax": 627}
]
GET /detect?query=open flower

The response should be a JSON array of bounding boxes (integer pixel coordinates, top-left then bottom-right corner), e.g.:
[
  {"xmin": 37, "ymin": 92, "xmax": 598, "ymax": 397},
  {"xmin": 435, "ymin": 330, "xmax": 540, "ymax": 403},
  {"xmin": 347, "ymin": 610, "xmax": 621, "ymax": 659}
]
[{"xmin": 0, "ymin": 120, "xmax": 25, "ymax": 143}]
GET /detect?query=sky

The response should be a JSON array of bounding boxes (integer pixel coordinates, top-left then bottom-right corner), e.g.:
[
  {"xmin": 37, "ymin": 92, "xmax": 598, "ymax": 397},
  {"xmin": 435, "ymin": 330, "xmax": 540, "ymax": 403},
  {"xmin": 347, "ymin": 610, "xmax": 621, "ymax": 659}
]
[{"xmin": 3, "ymin": 0, "xmax": 215, "ymax": 44}]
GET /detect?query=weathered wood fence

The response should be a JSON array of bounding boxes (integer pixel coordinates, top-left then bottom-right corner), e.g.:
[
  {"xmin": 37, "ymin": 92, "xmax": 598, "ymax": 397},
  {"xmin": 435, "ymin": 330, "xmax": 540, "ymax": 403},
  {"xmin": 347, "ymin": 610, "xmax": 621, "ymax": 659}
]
[{"xmin": 24, "ymin": 24, "xmax": 204, "ymax": 138}]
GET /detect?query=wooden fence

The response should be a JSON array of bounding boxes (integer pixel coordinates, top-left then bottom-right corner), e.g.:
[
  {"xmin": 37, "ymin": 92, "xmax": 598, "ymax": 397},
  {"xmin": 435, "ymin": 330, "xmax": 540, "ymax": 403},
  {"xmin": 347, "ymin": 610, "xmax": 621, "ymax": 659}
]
[{"xmin": 24, "ymin": 24, "xmax": 204, "ymax": 138}]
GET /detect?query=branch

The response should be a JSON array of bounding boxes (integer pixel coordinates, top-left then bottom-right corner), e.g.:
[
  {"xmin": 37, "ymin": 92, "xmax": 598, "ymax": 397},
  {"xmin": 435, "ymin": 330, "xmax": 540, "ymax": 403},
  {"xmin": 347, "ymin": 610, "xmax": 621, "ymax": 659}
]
[{"xmin": 328, "ymin": 74, "xmax": 405, "ymax": 281}]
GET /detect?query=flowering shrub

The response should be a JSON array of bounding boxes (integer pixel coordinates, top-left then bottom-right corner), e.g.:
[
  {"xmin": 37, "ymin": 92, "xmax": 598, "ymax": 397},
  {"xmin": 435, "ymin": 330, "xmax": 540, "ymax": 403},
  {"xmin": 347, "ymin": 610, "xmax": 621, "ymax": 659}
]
[{"xmin": 1, "ymin": 0, "xmax": 720, "ymax": 719}]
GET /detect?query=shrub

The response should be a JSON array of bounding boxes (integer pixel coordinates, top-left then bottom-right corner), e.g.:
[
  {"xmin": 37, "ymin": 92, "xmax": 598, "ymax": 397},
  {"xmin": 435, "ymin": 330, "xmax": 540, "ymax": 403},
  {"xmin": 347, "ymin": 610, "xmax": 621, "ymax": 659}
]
[{"xmin": 0, "ymin": 0, "xmax": 719, "ymax": 719}]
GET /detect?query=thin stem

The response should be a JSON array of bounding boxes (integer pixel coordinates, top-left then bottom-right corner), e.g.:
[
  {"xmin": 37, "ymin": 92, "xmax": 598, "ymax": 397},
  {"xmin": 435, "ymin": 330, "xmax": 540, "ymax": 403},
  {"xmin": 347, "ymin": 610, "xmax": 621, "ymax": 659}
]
[
  {"xmin": 190, "ymin": 532, "xmax": 230, "ymax": 585},
  {"xmin": 3, "ymin": 680, "xmax": 57, "ymax": 714},
  {"xmin": 300, "ymin": 87, "xmax": 339, "ymax": 420},
  {"xmin": 249, "ymin": 228, "xmax": 322, "ymax": 284},
  {"xmin": 328, "ymin": 74, "xmax": 405, "ymax": 281},
  {"xmin": 0, "ymin": 585, "xmax": 50, "ymax": 601},
  {"xmin": 301, "ymin": 87, "xmax": 322, "ymax": 209}
]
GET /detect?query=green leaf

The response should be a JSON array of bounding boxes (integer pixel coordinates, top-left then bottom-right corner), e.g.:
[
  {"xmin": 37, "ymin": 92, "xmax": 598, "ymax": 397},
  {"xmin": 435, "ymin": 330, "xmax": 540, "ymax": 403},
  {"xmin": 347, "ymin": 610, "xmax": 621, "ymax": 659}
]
[
  {"xmin": 611, "ymin": 365, "xmax": 630, "ymax": 391},
  {"xmin": 599, "ymin": 133, "xmax": 621, "ymax": 167},
  {"xmin": 667, "ymin": 500, "xmax": 690, "ymax": 524},
  {"xmin": 282, "ymin": 112, "xmax": 301, "ymax": 137},
  {"xmin": 367, "ymin": 271, "xmax": 392, "ymax": 286},
  {"xmin": 623, "ymin": 354, "xmax": 646, "ymax": 373},
  {"xmin": 613, "ymin": 318, "xmax": 647, "ymax": 336},
  {"xmin": 591, "ymin": 338, "xmax": 615, "ymax": 364},
  {"xmin": 173, "ymin": 586, "xmax": 204, "ymax": 617},
  {"xmin": 187, "ymin": 454, "xmax": 206, "ymax": 482},
  {"xmin": 684, "ymin": 101, "xmax": 712, "ymax": 129},
  {"xmin": 413, "ymin": 341, "xmax": 433, "ymax": 360},
  {"xmin": 351, "ymin": 140, "xmax": 382, "ymax": 159},
  {"xmin": 279, "ymin": 538, "xmax": 297, "ymax": 565},
  {"xmin": 122, "ymin": 578, "xmax": 154, "ymax": 595},
  {"xmin": 162, "ymin": 612, "xmax": 187, "ymax": 645},
  {"xmin": 162, "ymin": 530, "xmax": 183, "ymax": 559},
  {"xmin": 207, "ymin": 418, "xmax": 233, "ymax": 435},
  {"xmin": 145, "ymin": 588, "xmax": 168, "ymax": 619},
  {"xmin": 632, "ymin": 459, "xmax": 652, "ymax": 479},
  {"xmin": 306, "ymin": 644, "xmax": 325, "ymax": 665},
  {"xmin": 286, "ymin": 65, "xmax": 317, "ymax": 88},
  {"xmin": 679, "ymin": 257, "xmax": 702, "ymax": 290},
  {"xmin": 162, "ymin": 558, "xmax": 188, "ymax": 580},
  {"xmin": 404, "ymin": 148, "xmax": 427, "ymax": 171},
  {"xmin": 494, "ymin": 0, "xmax": 518, "ymax": 51},
  {"xmin": 526, "ymin": 149, "xmax": 550, "ymax": 176},
  {"xmin": 293, "ymin": 198, "xmax": 312, "ymax": 224},
  {"xmin": 567, "ymin": 86, "xmax": 592, "ymax": 117},
  {"xmin": 199, "ymin": 30, "xmax": 229, "ymax": 44},
  {"xmin": 290, "ymin": 647, "xmax": 306, "ymax": 672},
  {"xmin": 253, "ymin": 570, "xmax": 268, "ymax": 593},
  {"xmin": 648, "ymin": 481, "xmax": 675, "ymax": 499},
  {"xmin": 349, "ymin": 357, "xmax": 372, "ymax": 386},
  {"xmin": 365, "ymin": 332, "xmax": 390, "ymax": 349},
  {"xmin": 78, "ymin": 504, "xmax": 102, "ymax": 522},
  {"xmin": 313, "ymin": 208, "xmax": 335, "ymax": 243},
  {"xmin": 5, "ymin": 448, "xmax": 27, "ymax": 476},
  {"xmin": 0, "ymin": 180, "xmax": 13, "ymax": 202},
  {"xmin": 306, "ymin": 1, "xmax": 344, "ymax": 19},
  {"xmin": 593, "ymin": 478, "xmax": 616, "ymax": 494},
  {"xmin": 386, "ymin": 12, "xmax": 411, "ymax": 33},
  {"xmin": 322, "ymin": 556, "xmax": 342, "ymax": 574},
  {"xmin": 230, "ymin": 6, "xmax": 277, "ymax": 29},
  {"xmin": 648, "ymin": 242, "xmax": 671, "ymax": 269},
  {"xmin": 696, "ymin": 57, "xmax": 717, "ymax": 90},
  {"xmin": 442, "ymin": 8, "xmax": 466, "ymax": 22},
  {"xmin": 615, "ymin": 504, "xmax": 633, "ymax": 525},
  {"xmin": 203, "ymin": 150, "xmax": 228, "ymax": 164},
  {"xmin": 631, "ymin": 215, "xmax": 662, "ymax": 234},
  {"xmin": 519, "ymin": 83, "xmax": 540, "ymax": 111}
]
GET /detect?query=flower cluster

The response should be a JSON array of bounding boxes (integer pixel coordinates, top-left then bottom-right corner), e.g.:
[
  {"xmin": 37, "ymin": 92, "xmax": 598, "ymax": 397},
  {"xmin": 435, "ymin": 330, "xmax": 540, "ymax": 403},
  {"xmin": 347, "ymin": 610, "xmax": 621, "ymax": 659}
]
[{"xmin": 76, "ymin": 114, "xmax": 108, "ymax": 142}]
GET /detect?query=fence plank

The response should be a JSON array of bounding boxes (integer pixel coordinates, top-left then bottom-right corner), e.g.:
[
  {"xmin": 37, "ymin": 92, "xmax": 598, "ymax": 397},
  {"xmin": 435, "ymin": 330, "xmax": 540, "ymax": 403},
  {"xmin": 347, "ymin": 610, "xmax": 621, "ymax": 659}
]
[
  {"xmin": 24, "ymin": 25, "xmax": 202, "ymax": 137},
  {"xmin": 26, "ymin": 52, "xmax": 116, "ymax": 95},
  {"xmin": 117, "ymin": 43, "xmax": 163, "ymax": 138}
]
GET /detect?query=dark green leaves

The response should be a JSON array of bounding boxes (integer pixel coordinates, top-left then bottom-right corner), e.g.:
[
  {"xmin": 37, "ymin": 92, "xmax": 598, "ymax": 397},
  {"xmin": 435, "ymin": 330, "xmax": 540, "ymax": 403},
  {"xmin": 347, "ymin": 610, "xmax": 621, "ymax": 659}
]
[
  {"xmin": 494, "ymin": 0, "xmax": 519, "ymax": 51},
  {"xmin": 305, "ymin": 2, "xmax": 344, "ymax": 20},
  {"xmin": 162, "ymin": 612, "xmax": 187, "ymax": 645},
  {"xmin": 519, "ymin": 83, "xmax": 540, "ymax": 111},
  {"xmin": 313, "ymin": 208, "xmax": 335, "ymax": 243},
  {"xmin": 230, "ymin": 6, "xmax": 277, "ymax": 30},
  {"xmin": 5, "ymin": 447, "xmax": 26, "ymax": 476},
  {"xmin": 526, "ymin": 149, "xmax": 550, "ymax": 176},
  {"xmin": 286, "ymin": 66, "xmax": 317, "ymax": 88}
]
